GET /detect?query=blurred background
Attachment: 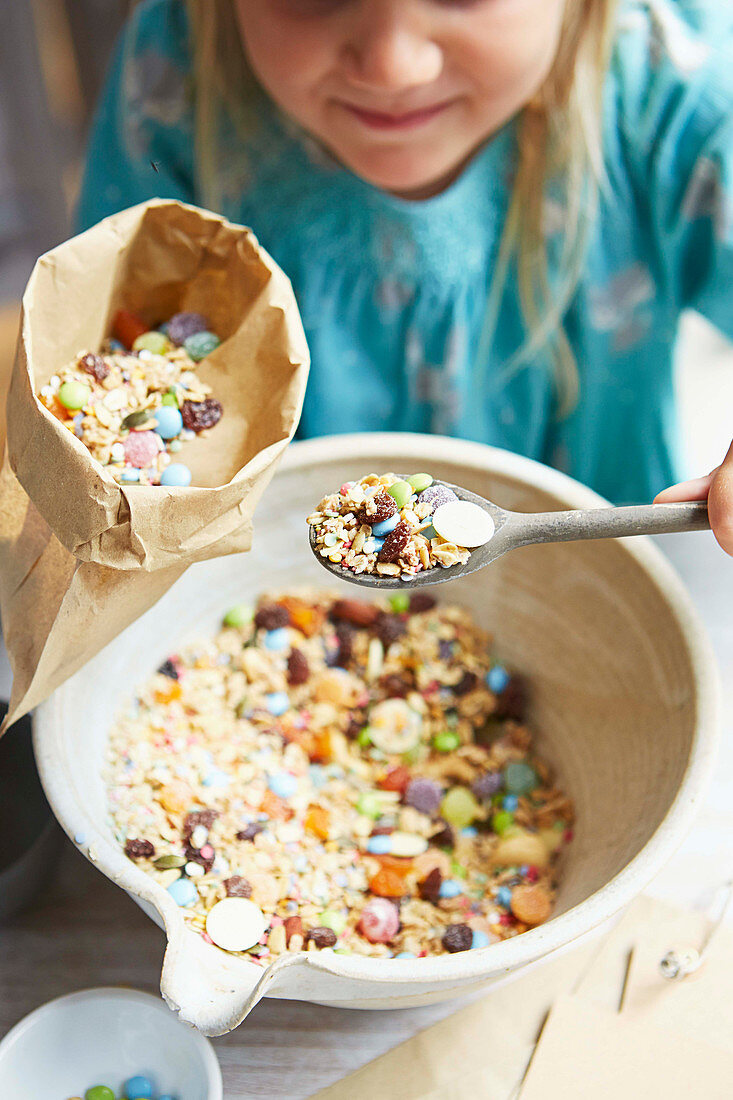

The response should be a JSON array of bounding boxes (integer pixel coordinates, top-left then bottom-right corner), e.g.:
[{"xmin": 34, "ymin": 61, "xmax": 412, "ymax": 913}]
[{"xmin": 0, "ymin": 0, "xmax": 731, "ymax": 521}]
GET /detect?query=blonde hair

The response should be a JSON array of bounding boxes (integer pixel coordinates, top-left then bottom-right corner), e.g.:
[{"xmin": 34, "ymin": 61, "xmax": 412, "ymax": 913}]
[{"xmin": 187, "ymin": 0, "xmax": 620, "ymax": 415}]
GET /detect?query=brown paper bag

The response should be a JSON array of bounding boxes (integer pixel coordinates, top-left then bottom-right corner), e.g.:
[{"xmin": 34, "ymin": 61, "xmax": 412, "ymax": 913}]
[{"xmin": 0, "ymin": 199, "xmax": 309, "ymax": 729}]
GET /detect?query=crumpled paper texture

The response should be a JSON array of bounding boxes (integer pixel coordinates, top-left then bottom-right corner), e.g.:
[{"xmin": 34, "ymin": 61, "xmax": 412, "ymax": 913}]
[{"xmin": 0, "ymin": 199, "xmax": 309, "ymax": 729}]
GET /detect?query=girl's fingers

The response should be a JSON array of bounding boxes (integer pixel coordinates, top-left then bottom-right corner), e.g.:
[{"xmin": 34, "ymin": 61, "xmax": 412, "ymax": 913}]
[
  {"xmin": 653, "ymin": 470, "xmax": 719, "ymax": 504},
  {"xmin": 708, "ymin": 441, "xmax": 733, "ymax": 556}
]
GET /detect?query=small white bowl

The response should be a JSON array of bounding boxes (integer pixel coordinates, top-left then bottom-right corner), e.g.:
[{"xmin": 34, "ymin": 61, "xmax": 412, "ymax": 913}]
[{"xmin": 0, "ymin": 988, "xmax": 222, "ymax": 1100}]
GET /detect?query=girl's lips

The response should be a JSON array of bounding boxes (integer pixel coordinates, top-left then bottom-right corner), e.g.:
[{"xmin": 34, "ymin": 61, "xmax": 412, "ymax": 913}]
[{"xmin": 338, "ymin": 100, "xmax": 455, "ymax": 131}]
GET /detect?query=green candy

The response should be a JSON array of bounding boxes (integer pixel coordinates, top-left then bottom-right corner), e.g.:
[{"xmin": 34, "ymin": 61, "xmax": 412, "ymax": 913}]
[
  {"xmin": 492, "ymin": 810, "xmax": 515, "ymax": 836},
  {"xmin": 389, "ymin": 593, "xmax": 410, "ymax": 614},
  {"xmin": 503, "ymin": 761, "xmax": 539, "ymax": 796},
  {"xmin": 319, "ymin": 910, "xmax": 347, "ymax": 935},
  {"xmin": 356, "ymin": 791, "xmax": 383, "ymax": 818},
  {"xmin": 386, "ymin": 480, "xmax": 412, "ymax": 509},
  {"xmin": 133, "ymin": 330, "xmax": 171, "ymax": 355},
  {"xmin": 161, "ymin": 391, "xmax": 179, "ymax": 406},
  {"xmin": 84, "ymin": 1087, "xmax": 115, "ymax": 1100},
  {"xmin": 433, "ymin": 730, "xmax": 461, "ymax": 753},
  {"xmin": 406, "ymin": 473, "xmax": 433, "ymax": 493},
  {"xmin": 223, "ymin": 603, "xmax": 253, "ymax": 628},
  {"xmin": 357, "ymin": 726, "xmax": 373, "ymax": 748},
  {"xmin": 58, "ymin": 380, "xmax": 90, "ymax": 410},
  {"xmin": 440, "ymin": 787, "xmax": 480, "ymax": 829},
  {"xmin": 169, "ymin": 439, "xmax": 183, "ymax": 452},
  {"xmin": 184, "ymin": 330, "xmax": 220, "ymax": 361}
]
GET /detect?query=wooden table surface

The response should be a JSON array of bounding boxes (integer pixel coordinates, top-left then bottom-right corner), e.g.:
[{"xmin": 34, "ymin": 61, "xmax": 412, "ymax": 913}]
[{"xmin": 0, "ymin": 529, "xmax": 731, "ymax": 1098}]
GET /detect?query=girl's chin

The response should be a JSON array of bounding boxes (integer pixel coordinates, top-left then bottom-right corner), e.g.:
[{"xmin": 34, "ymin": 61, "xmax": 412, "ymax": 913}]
[{"xmin": 337, "ymin": 147, "xmax": 469, "ymax": 199}]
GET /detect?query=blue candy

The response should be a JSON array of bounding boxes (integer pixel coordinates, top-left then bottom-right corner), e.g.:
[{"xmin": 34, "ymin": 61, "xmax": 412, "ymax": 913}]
[
  {"xmin": 120, "ymin": 467, "xmax": 140, "ymax": 483},
  {"xmin": 460, "ymin": 827, "xmax": 478, "ymax": 838},
  {"xmin": 309, "ymin": 765, "xmax": 328, "ymax": 788},
  {"xmin": 487, "ymin": 665, "xmax": 510, "ymax": 694},
  {"xmin": 202, "ymin": 769, "xmax": 230, "ymax": 788},
  {"xmin": 371, "ymin": 513, "xmax": 400, "ymax": 537},
  {"xmin": 160, "ymin": 462, "xmax": 191, "ymax": 487},
  {"xmin": 124, "ymin": 1075, "xmax": 153, "ymax": 1099},
  {"xmin": 265, "ymin": 691, "xmax": 290, "ymax": 716},
  {"xmin": 419, "ymin": 523, "xmax": 437, "ymax": 540},
  {"xmin": 158, "ymin": 1096, "xmax": 178, "ymax": 1100},
  {"xmin": 366, "ymin": 835, "xmax": 392, "ymax": 855},
  {"xmin": 167, "ymin": 877, "xmax": 197, "ymax": 907},
  {"xmin": 503, "ymin": 795, "xmax": 519, "ymax": 812},
  {"xmin": 268, "ymin": 771, "xmax": 297, "ymax": 799},
  {"xmin": 496, "ymin": 885, "xmax": 513, "ymax": 908},
  {"xmin": 371, "ymin": 537, "xmax": 385, "ymax": 551},
  {"xmin": 439, "ymin": 879, "xmax": 463, "ymax": 899},
  {"xmin": 395, "ymin": 951, "xmax": 417, "ymax": 959},
  {"xmin": 154, "ymin": 405, "xmax": 183, "ymax": 440},
  {"xmin": 471, "ymin": 929, "xmax": 491, "ymax": 950},
  {"xmin": 264, "ymin": 628, "xmax": 290, "ymax": 652}
]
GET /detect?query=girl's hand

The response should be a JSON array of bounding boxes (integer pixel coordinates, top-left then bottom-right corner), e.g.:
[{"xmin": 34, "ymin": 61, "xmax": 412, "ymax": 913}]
[{"xmin": 654, "ymin": 440, "xmax": 733, "ymax": 556}]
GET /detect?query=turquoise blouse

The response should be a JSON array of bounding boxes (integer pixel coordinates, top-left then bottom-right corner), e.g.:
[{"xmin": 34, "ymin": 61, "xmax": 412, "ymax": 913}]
[{"xmin": 77, "ymin": 0, "xmax": 733, "ymax": 504}]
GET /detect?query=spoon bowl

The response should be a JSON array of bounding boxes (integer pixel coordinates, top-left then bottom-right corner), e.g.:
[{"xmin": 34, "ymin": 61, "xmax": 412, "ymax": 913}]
[{"xmin": 309, "ymin": 478, "xmax": 710, "ymax": 589}]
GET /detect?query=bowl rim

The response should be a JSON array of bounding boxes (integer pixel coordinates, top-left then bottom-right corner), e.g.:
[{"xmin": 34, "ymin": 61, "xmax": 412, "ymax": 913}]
[
  {"xmin": 0, "ymin": 986, "xmax": 223, "ymax": 1096},
  {"xmin": 34, "ymin": 432, "xmax": 721, "ymax": 990}
]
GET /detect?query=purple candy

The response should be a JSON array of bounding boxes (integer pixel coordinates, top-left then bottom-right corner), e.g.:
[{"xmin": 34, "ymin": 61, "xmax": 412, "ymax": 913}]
[
  {"xmin": 472, "ymin": 771, "xmax": 503, "ymax": 801},
  {"xmin": 405, "ymin": 777, "xmax": 443, "ymax": 816},
  {"xmin": 167, "ymin": 311, "xmax": 209, "ymax": 346},
  {"xmin": 418, "ymin": 484, "xmax": 459, "ymax": 510}
]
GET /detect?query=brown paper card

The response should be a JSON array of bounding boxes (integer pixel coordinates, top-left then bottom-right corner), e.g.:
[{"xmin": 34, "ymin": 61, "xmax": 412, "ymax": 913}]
[
  {"xmin": 310, "ymin": 943, "xmax": 598, "ymax": 1100},
  {"xmin": 518, "ymin": 994, "xmax": 733, "ymax": 1099},
  {"xmin": 0, "ymin": 199, "xmax": 309, "ymax": 728},
  {"xmin": 623, "ymin": 923, "xmax": 733, "ymax": 1052}
]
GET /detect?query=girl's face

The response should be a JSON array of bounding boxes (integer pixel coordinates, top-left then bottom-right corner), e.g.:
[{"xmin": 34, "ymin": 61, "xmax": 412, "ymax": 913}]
[{"xmin": 234, "ymin": 0, "xmax": 567, "ymax": 198}]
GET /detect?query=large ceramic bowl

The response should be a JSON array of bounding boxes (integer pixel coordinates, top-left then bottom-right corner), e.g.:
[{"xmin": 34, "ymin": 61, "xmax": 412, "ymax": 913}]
[{"xmin": 33, "ymin": 434, "xmax": 719, "ymax": 1036}]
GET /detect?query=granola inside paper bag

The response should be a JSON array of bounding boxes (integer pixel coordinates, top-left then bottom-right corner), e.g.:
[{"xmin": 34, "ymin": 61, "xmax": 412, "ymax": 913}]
[{"xmin": 0, "ymin": 199, "xmax": 310, "ymax": 729}]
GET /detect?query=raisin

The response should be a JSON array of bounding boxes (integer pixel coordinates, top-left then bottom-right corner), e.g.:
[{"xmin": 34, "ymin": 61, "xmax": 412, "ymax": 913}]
[
  {"xmin": 124, "ymin": 838, "xmax": 155, "ymax": 860},
  {"xmin": 359, "ymin": 488, "xmax": 398, "ymax": 527},
  {"xmin": 430, "ymin": 821, "xmax": 455, "ymax": 848},
  {"xmin": 375, "ymin": 613, "xmax": 407, "ymax": 649},
  {"xmin": 330, "ymin": 621, "xmax": 354, "ymax": 668},
  {"xmin": 157, "ymin": 659, "xmax": 179, "ymax": 680},
  {"xmin": 330, "ymin": 599, "xmax": 380, "ymax": 627},
  {"xmin": 185, "ymin": 842, "xmax": 215, "ymax": 872},
  {"xmin": 419, "ymin": 867, "xmax": 443, "ymax": 905},
  {"xmin": 370, "ymin": 824, "xmax": 395, "ymax": 836},
  {"xmin": 453, "ymin": 671, "xmax": 478, "ymax": 696},
  {"xmin": 378, "ymin": 520, "xmax": 411, "ymax": 563},
  {"xmin": 254, "ymin": 603, "xmax": 290, "ymax": 631},
  {"xmin": 409, "ymin": 593, "xmax": 437, "ymax": 614},
  {"xmin": 284, "ymin": 915, "xmax": 303, "ymax": 944},
  {"xmin": 236, "ymin": 822, "xmax": 264, "ymax": 842},
  {"xmin": 307, "ymin": 926, "xmax": 338, "ymax": 948},
  {"xmin": 345, "ymin": 713, "xmax": 366, "ymax": 740},
  {"xmin": 442, "ymin": 923, "xmax": 473, "ymax": 953},
  {"xmin": 182, "ymin": 809, "xmax": 218, "ymax": 841},
  {"xmin": 287, "ymin": 648, "xmax": 309, "ymax": 686},
  {"xmin": 180, "ymin": 397, "xmax": 223, "ymax": 432},
  {"xmin": 77, "ymin": 352, "xmax": 109, "ymax": 382},
  {"xmin": 380, "ymin": 671, "xmax": 415, "ymax": 698},
  {"xmin": 223, "ymin": 875, "xmax": 253, "ymax": 899},
  {"xmin": 495, "ymin": 676, "xmax": 527, "ymax": 721},
  {"xmin": 438, "ymin": 640, "xmax": 454, "ymax": 662}
]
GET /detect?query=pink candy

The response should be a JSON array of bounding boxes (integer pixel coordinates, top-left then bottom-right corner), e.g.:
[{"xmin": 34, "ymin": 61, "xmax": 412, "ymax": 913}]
[
  {"xmin": 339, "ymin": 482, "xmax": 353, "ymax": 496},
  {"xmin": 123, "ymin": 429, "xmax": 160, "ymax": 468},
  {"xmin": 358, "ymin": 897, "xmax": 400, "ymax": 944}
]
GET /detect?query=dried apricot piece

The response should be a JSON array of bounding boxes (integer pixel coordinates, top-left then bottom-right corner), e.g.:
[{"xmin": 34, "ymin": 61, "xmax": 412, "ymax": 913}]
[
  {"xmin": 154, "ymin": 680, "xmax": 182, "ymax": 705},
  {"xmin": 374, "ymin": 854, "xmax": 413, "ymax": 878},
  {"xmin": 157, "ymin": 782, "xmax": 191, "ymax": 815},
  {"xmin": 260, "ymin": 790, "xmax": 293, "ymax": 821},
  {"xmin": 368, "ymin": 868, "xmax": 406, "ymax": 898},
  {"xmin": 277, "ymin": 597, "xmax": 324, "ymax": 637},
  {"xmin": 378, "ymin": 766, "xmax": 411, "ymax": 794},
  {"xmin": 112, "ymin": 308, "xmax": 148, "ymax": 349},
  {"xmin": 305, "ymin": 805, "xmax": 331, "ymax": 840},
  {"xmin": 509, "ymin": 884, "xmax": 552, "ymax": 926}
]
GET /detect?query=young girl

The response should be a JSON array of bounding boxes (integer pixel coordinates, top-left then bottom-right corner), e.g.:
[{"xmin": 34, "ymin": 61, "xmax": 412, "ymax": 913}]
[{"xmin": 77, "ymin": 0, "xmax": 733, "ymax": 550}]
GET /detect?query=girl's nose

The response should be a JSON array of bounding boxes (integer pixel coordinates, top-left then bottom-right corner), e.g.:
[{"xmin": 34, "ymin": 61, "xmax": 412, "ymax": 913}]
[{"xmin": 341, "ymin": 8, "xmax": 443, "ymax": 92}]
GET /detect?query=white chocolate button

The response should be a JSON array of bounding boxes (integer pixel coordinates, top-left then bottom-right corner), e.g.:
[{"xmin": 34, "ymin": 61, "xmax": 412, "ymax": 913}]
[
  {"xmin": 205, "ymin": 897, "xmax": 267, "ymax": 952},
  {"xmin": 368, "ymin": 698, "xmax": 422, "ymax": 755},
  {"xmin": 389, "ymin": 831, "xmax": 429, "ymax": 857},
  {"xmin": 432, "ymin": 502, "xmax": 495, "ymax": 548}
]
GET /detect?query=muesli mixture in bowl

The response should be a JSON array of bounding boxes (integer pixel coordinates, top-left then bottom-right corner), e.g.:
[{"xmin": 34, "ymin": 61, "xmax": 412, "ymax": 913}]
[
  {"xmin": 307, "ymin": 473, "xmax": 494, "ymax": 580},
  {"xmin": 106, "ymin": 591, "xmax": 573, "ymax": 964},
  {"xmin": 37, "ymin": 309, "xmax": 224, "ymax": 487}
]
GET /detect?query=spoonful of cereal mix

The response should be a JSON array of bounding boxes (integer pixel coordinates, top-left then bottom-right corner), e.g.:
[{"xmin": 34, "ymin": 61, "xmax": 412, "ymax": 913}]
[
  {"xmin": 307, "ymin": 473, "xmax": 710, "ymax": 589},
  {"xmin": 106, "ymin": 591, "xmax": 574, "ymax": 963},
  {"xmin": 37, "ymin": 309, "xmax": 224, "ymax": 487}
]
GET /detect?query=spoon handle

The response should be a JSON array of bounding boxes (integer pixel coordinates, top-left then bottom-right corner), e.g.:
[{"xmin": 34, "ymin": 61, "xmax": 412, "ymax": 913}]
[{"xmin": 508, "ymin": 501, "xmax": 710, "ymax": 547}]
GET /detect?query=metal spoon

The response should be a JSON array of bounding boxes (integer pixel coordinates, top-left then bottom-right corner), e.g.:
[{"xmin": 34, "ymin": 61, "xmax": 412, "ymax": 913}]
[{"xmin": 309, "ymin": 479, "xmax": 711, "ymax": 590}]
